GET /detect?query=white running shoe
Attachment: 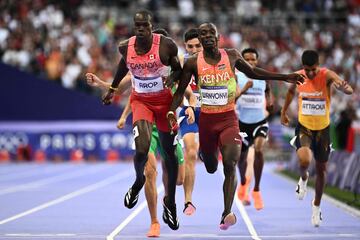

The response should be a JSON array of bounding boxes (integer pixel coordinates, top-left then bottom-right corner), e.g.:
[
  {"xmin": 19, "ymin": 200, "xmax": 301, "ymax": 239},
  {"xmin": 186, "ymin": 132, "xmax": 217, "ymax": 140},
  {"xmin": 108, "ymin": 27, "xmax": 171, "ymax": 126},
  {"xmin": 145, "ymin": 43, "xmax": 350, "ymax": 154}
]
[
  {"xmin": 311, "ymin": 201, "xmax": 322, "ymax": 227},
  {"xmin": 295, "ymin": 172, "xmax": 308, "ymax": 200}
]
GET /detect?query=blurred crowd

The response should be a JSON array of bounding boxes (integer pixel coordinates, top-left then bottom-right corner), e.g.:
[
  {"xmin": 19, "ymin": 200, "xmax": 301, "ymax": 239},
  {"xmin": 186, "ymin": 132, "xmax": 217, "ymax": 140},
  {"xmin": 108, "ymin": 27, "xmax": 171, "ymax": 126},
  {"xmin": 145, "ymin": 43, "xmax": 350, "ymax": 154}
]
[{"xmin": 0, "ymin": 0, "xmax": 359, "ymax": 117}]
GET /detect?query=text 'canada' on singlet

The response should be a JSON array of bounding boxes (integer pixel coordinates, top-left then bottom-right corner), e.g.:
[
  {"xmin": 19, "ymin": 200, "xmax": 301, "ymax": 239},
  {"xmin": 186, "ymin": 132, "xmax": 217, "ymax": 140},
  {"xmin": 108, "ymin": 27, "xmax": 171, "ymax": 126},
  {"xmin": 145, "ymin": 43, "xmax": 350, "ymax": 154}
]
[
  {"xmin": 296, "ymin": 67, "xmax": 330, "ymax": 130},
  {"xmin": 126, "ymin": 33, "xmax": 171, "ymax": 99},
  {"xmin": 196, "ymin": 49, "xmax": 237, "ymax": 114},
  {"xmin": 235, "ymin": 71, "xmax": 267, "ymax": 123}
]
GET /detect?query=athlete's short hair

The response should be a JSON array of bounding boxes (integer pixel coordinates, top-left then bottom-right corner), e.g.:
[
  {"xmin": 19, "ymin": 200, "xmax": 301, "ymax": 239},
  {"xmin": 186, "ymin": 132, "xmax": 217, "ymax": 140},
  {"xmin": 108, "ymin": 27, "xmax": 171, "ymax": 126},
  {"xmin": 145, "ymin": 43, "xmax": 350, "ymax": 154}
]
[
  {"xmin": 184, "ymin": 28, "xmax": 199, "ymax": 42},
  {"xmin": 302, "ymin": 50, "xmax": 319, "ymax": 66},
  {"xmin": 241, "ymin": 48, "xmax": 259, "ymax": 59},
  {"xmin": 134, "ymin": 10, "xmax": 153, "ymax": 22},
  {"xmin": 153, "ymin": 28, "xmax": 169, "ymax": 37}
]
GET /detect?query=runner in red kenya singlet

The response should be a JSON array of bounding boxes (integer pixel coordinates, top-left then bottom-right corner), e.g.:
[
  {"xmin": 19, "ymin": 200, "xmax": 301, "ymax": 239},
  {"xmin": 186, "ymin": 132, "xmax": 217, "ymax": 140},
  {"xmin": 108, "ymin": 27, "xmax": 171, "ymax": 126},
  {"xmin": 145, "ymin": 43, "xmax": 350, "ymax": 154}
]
[{"xmin": 167, "ymin": 22, "xmax": 304, "ymax": 230}]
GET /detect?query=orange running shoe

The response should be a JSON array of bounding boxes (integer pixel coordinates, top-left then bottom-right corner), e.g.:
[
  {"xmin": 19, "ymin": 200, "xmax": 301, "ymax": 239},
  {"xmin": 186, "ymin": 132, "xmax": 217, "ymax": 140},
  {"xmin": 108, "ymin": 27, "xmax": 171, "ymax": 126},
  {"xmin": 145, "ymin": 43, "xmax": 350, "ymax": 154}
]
[
  {"xmin": 242, "ymin": 193, "xmax": 251, "ymax": 206},
  {"xmin": 252, "ymin": 191, "xmax": 264, "ymax": 210},
  {"xmin": 147, "ymin": 222, "xmax": 160, "ymax": 238},
  {"xmin": 237, "ymin": 177, "xmax": 251, "ymax": 201},
  {"xmin": 237, "ymin": 184, "xmax": 246, "ymax": 201}
]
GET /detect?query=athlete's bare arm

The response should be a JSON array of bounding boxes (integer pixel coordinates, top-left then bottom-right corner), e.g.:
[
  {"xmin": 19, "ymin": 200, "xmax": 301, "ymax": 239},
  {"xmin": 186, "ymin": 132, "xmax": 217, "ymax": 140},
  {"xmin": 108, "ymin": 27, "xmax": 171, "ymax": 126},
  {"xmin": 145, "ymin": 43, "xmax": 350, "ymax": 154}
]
[
  {"xmin": 326, "ymin": 70, "xmax": 353, "ymax": 95},
  {"xmin": 102, "ymin": 41, "xmax": 130, "ymax": 105},
  {"xmin": 117, "ymin": 97, "xmax": 132, "ymax": 129},
  {"xmin": 280, "ymin": 83, "xmax": 297, "ymax": 126},
  {"xmin": 228, "ymin": 49, "xmax": 304, "ymax": 85},
  {"xmin": 183, "ymin": 85, "xmax": 196, "ymax": 124},
  {"xmin": 86, "ymin": 72, "xmax": 132, "ymax": 95},
  {"xmin": 265, "ymin": 81, "xmax": 274, "ymax": 113},
  {"xmin": 184, "ymin": 85, "xmax": 197, "ymax": 108},
  {"xmin": 235, "ymin": 80, "xmax": 253, "ymax": 101},
  {"xmin": 169, "ymin": 56, "xmax": 197, "ymax": 113}
]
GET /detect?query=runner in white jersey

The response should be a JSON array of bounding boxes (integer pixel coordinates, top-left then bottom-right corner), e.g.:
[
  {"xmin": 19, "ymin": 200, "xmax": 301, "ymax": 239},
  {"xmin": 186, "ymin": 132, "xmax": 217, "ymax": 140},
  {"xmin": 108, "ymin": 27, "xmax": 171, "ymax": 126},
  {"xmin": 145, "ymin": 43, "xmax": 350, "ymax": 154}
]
[{"xmin": 235, "ymin": 48, "xmax": 273, "ymax": 210}]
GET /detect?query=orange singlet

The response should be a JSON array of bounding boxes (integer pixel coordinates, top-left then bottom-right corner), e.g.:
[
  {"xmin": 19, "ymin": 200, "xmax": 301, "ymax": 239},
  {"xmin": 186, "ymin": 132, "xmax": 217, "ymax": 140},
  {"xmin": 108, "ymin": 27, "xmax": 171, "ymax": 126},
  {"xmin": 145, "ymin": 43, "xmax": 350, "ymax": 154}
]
[
  {"xmin": 196, "ymin": 49, "xmax": 241, "ymax": 154},
  {"xmin": 296, "ymin": 68, "xmax": 330, "ymax": 131}
]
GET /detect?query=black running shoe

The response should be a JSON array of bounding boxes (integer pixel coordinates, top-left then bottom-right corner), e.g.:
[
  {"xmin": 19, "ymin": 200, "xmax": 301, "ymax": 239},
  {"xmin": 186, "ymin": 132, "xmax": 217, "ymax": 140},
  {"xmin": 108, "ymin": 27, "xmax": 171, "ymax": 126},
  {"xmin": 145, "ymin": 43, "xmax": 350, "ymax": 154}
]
[
  {"xmin": 162, "ymin": 197, "xmax": 179, "ymax": 230},
  {"xmin": 124, "ymin": 187, "xmax": 140, "ymax": 209},
  {"xmin": 124, "ymin": 176, "xmax": 145, "ymax": 209}
]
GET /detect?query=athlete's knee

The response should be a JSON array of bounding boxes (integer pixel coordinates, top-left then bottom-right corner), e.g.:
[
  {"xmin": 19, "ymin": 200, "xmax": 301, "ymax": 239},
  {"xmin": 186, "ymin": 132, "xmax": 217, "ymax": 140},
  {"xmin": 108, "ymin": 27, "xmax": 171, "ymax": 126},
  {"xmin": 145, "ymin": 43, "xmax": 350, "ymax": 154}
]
[
  {"xmin": 254, "ymin": 144, "xmax": 263, "ymax": 153},
  {"xmin": 186, "ymin": 147, "xmax": 197, "ymax": 162},
  {"xmin": 297, "ymin": 147, "xmax": 312, "ymax": 167},
  {"xmin": 223, "ymin": 159, "xmax": 236, "ymax": 175},
  {"xmin": 144, "ymin": 164, "xmax": 157, "ymax": 180},
  {"xmin": 204, "ymin": 157, "xmax": 218, "ymax": 174}
]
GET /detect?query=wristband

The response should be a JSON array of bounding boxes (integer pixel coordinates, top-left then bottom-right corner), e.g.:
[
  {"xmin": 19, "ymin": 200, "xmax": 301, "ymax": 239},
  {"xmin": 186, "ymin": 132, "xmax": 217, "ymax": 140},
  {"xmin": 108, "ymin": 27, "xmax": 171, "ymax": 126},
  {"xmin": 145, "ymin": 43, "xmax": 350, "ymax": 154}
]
[
  {"xmin": 109, "ymin": 86, "xmax": 118, "ymax": 91},
  {"xmin": 166, "ymin": 111, "xmax": 175, "ymax": 118}
]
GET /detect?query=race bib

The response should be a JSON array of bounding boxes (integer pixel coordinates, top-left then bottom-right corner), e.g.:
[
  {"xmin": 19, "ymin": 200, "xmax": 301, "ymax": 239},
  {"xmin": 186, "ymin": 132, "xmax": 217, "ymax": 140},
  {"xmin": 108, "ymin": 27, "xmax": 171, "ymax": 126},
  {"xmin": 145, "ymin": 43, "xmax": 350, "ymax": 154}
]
[
  {"xmin": 201, "ymin": 86, "xmax": 228, "ymax": 106},
  {"xmin": 133, "ymin": 76, "xmax": 164, "ymax": 93},
  {"xmin": 238, "ymin": 94, "xmax": 264, "ymax": 108},
  {"xmin": 301, "ymin": 99, "xmax": 326, "ymax": 116}
]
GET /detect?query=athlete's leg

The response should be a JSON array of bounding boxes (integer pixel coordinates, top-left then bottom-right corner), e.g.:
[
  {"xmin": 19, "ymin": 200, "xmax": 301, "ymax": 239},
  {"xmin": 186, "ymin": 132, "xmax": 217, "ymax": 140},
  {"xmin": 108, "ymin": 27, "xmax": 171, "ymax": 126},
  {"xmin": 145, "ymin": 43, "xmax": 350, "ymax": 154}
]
[
  {"xmin": 158, "ymin": 131, "xmax": 178, "ymax": 205},
  {"xmin": 144, "ymin": 152, "xmax": 159, "ymax": 224},
  {"xmin": 183, "ymin": 132, "xmax": 198, "ymax": 200},
  {"xmin": 161, "ymin": 159, "xmax": 168, "ymax": 195},
  {"xmin": 176, "ymin": 143, "xmax": 185, "ymax": 185},
  {"xmin": 221, "ymin": 143, "xmax": 241, "ymax": 216},
  {"xmin": 124, "ymin": 119, "xmax": 153, "ymax": 209},
  {"xmin": 237, "ymin": 146, "xmax": 248, "ymax": 185},
  {"xmin": 158, "ymin": 131, "xmax": 180, "ymax": 230},
  {"xmin": 313, "ymin": 127, "xmax": 330, "ymax": 206},
  {"xmin": 144, "ymin": 129, "xmax": 161, "ymax": 237},
  {"xmin": 297, "ymin": 147, "xmax": 312, "ymax": 180},
  {"xmin": 253, "ymin": 136, "xmax": 266, "ymax": 191},
  {"xmin": 314, "ymin": 161, "xmax": 327, "ymax": 206},
  {"xmin": 133, "ymin": 120, "xmax": 153, "ymax": 189},
  {"xmin": 201, "ymin": 151, "xmax": 219, "ymax": 173},
  {"xmin": 236, "ymin": 145, "xmax": 249, "ymax": 202}
]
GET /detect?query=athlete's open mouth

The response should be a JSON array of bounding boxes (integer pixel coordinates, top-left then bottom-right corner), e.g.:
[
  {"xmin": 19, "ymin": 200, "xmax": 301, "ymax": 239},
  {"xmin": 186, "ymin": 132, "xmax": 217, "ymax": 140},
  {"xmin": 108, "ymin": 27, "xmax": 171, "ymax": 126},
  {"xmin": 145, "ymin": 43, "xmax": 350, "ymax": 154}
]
[{"xmin": 203, "ymin": 39, "xmax": 215, "ymax": 46}]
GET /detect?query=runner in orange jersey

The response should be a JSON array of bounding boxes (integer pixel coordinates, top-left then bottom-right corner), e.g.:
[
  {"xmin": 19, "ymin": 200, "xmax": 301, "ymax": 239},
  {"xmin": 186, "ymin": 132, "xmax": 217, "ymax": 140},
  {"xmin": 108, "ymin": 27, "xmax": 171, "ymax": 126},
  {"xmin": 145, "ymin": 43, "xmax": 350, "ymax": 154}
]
[{"xmin": 281, "ymin": 50, "xmax": 353, "ymax": 227}]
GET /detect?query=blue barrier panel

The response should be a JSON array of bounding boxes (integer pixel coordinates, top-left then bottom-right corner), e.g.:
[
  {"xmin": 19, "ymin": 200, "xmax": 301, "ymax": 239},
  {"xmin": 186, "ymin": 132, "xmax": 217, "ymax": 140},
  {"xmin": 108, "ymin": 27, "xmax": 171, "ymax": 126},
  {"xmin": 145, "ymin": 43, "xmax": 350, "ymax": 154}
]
[{"xmin": 0, "ymin": 62, "xmax": 121, "ymax": 120}]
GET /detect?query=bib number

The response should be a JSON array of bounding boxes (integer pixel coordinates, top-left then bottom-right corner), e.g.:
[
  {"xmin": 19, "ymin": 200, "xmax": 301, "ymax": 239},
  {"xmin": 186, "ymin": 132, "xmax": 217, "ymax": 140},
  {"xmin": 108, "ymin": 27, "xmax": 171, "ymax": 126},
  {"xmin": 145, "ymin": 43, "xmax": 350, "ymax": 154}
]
[
  {"xmin": 133, "ymin": 76, "xmax": 164, "ymax": 93},
  {"xmin": 301, "ymin": 99, "xmax": 326, "ymax": 116},
  {"xmin": 201, "ymin": 86, "xmax": 228, "ymax": 106},
  {"xmin": 238, "ymin": 94, "xmax": 264, "ymax": 108}
]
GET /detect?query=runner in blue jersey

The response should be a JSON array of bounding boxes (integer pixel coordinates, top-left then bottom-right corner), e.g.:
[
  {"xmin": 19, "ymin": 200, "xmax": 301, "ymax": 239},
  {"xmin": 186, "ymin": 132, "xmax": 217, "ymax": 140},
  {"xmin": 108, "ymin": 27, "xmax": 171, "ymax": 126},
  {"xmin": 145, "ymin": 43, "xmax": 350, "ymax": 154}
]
[
  {"xmin": 178, "ymin": 28, "xmax": 203, "ymax": 215},
  {"xmin": 235, "ymin": 48, "xmax": 273, "ymax": 210}
]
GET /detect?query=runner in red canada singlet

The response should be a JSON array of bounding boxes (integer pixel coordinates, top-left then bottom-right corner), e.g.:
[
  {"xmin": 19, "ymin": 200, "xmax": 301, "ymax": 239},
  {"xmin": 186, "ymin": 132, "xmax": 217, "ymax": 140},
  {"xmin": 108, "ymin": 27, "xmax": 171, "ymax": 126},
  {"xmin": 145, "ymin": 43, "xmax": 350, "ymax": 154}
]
[{"xmin": 102, "ymin": 10, "xmax": 185, "ymax": 231}]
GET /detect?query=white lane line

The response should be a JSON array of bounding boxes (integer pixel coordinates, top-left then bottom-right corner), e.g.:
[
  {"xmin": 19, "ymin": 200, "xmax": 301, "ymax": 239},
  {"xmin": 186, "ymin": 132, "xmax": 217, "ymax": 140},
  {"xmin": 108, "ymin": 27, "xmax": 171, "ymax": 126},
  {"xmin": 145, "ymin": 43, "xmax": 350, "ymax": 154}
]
[
  {"xmin": 106, "ymin": 184, "xmax": 165, "ymax": 240},
  {"xmin": 110, "ymin": 233, "xmax": 358, "ymax": 239},
  {"xmin": 0, "ymin": 170, "xmax": 133, "ymax": 225},
  {"xmin": 0, "ymin": 165, "xmax": 110, "ymax": 195},
  {"xmin": 218, "ymin": 165, "xmax": 261, "ymax": 240},
  {"xmin": 234, "ymin": 196, "xmax": 261, "ymax": 240}
]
